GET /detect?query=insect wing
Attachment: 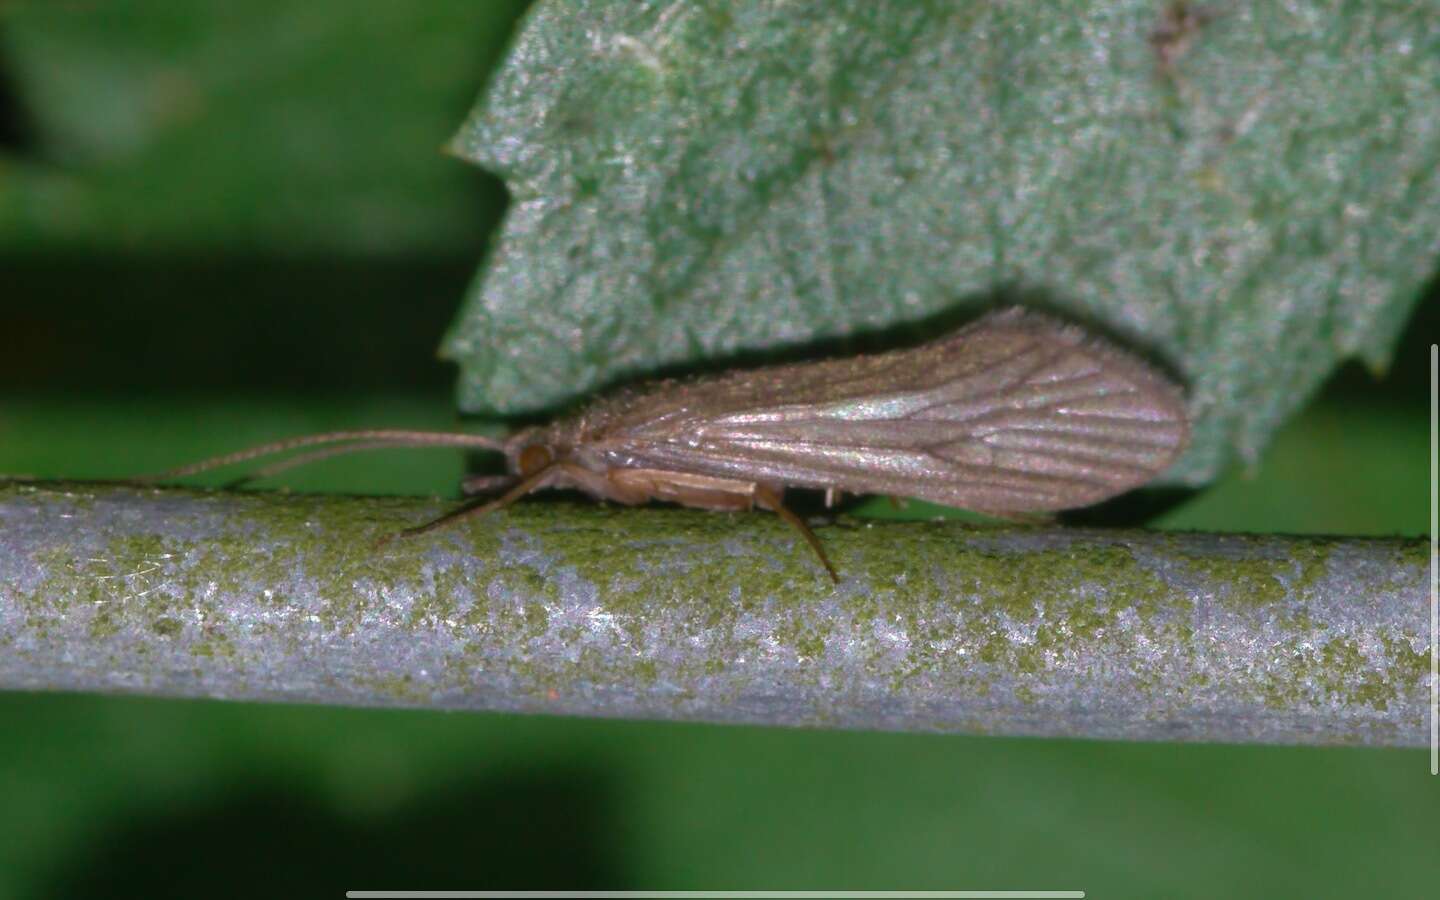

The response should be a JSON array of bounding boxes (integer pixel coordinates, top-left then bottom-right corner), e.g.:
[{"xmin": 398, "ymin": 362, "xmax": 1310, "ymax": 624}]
[{"xmin": 605, "ymin": 309, "xmax": 1188, "ymax": 513}]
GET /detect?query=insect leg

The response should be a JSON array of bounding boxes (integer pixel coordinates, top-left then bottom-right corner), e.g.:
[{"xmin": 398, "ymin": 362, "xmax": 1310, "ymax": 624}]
[
  {"xmin": 753, "ymin": 484, "xmax": 839, "ymax": 584},
  {"xmin": 383, "ymin": 465, "xmax": 561, "ymax": 543},
  {"xmin": 606, "ymin": 468, "xmax": 757, "ymax": 509},
  {"xmin": 571, "ymin": 465, "xmax": 672, "ymax": 505},
  {"xmin": 461, "ymin": 474, "xmax": 517, "ymax": 496}
]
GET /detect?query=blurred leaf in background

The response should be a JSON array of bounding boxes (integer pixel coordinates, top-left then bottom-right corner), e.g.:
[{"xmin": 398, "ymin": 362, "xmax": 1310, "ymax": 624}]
[
  {"xmin": 0, "ymin": 0, "xmax": 529, "ymax": 400},
  {"xmin": 444, "ymin": 0, "xmax": 1439, "ymax": 486},
  {"xmin": 0, "ymin": 0, "xmax": 529, "ymax": 255}
]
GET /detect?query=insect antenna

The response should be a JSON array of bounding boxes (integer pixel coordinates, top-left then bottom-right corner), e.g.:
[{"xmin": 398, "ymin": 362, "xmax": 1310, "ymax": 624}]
[
  {"xmin": 138, "ymin": 430, "xmax": 507, "ymax": 482},
  {"xmin": 223, "ymin": 440, "xmax": 428, "ymax": 487}
]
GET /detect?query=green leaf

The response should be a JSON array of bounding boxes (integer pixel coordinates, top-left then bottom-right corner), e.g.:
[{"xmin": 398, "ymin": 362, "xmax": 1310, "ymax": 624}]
[{"xmin": 445, "ymin": 0, "xmax": 1439, "ymax": 484}]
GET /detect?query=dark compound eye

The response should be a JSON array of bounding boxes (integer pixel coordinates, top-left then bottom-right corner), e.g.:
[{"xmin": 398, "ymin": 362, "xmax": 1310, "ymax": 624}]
[{"xmin": 518, "ymin": 444, "xmax": 554, "ymax": 476}]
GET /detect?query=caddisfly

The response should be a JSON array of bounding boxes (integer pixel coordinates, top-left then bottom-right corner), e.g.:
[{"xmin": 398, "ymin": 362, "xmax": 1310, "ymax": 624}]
[{"xmin": 149, "ymin": 308, "xmax": 1190, "ymax": 581}]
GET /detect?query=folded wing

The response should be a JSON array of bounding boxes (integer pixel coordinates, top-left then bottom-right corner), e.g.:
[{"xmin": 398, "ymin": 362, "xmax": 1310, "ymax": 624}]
[{"xmin": 605, "ymin": 308, "xmax": 1190, "ymax": 512}]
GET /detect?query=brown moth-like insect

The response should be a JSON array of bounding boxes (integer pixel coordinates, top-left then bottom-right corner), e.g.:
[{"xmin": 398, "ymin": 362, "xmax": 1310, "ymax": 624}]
[{"xmin": 150, "ymin": 308, "xmax": 1189, "ymax": 581}]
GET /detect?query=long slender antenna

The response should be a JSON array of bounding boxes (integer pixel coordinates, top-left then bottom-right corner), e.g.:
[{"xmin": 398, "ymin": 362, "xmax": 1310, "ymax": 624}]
[
  {"xmin": 226, "ymin": 440, "xmax": 434, "ymax": 486},
  {"xmin": 139, "ymin": 430, "xmax": 506, "ymax": 482}
]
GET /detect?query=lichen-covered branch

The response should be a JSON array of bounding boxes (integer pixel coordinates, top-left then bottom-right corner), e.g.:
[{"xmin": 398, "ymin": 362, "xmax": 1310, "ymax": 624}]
[{"xmin": 0, "ymin": 481, "xmax": 1428, "ymax": 747}]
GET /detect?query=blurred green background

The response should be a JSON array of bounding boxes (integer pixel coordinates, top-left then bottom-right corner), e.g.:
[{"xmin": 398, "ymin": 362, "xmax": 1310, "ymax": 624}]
[{"xmin": 0, "ymin": 2, "xmax": 1434, "ymax": 897}]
